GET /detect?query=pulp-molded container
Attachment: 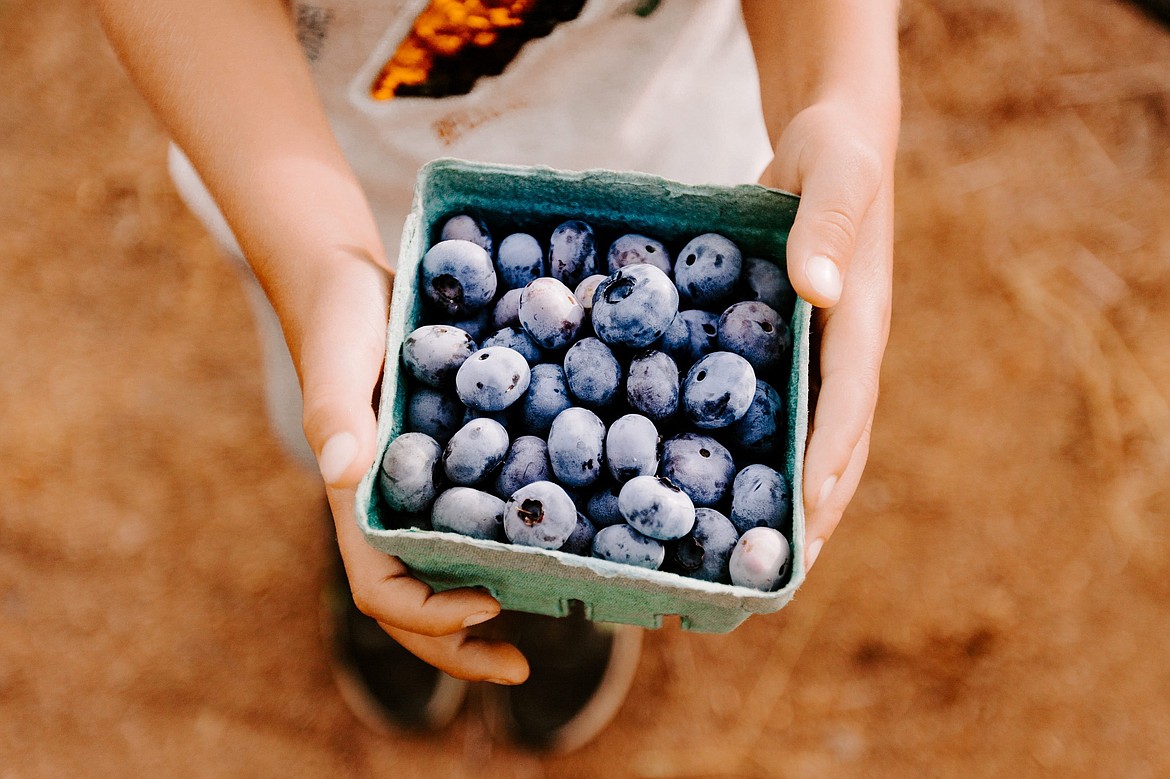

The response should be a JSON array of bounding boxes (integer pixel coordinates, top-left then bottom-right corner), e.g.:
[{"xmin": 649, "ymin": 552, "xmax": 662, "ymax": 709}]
[{"xmin": 355, "ymin": 158, "xmax": 811, "ymax": 633}]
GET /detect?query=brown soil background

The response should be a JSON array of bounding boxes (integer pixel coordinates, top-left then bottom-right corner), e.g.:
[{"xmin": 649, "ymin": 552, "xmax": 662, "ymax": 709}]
[{"xmin": 4, "ymin": 1, "xmax": 1170, "ymax": 776}]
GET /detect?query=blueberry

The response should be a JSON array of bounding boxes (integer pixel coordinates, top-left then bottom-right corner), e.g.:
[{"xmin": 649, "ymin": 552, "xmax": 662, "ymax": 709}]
[
  {"xmin": 726, "ymin": 380, "xmax": 786, "ymax": 455},
  {"xmin": 618, "ymin": 475, "xmax": 696, "ymax": 541},
  {"xmin": 455, "ymin": 346, "xmax": 531, "ymax": 412},
  {"xmin": 439, "ymin": 214, "xmax": 493, "ymax": 255},
  {"xmin": 661, "ymin": 433, "xmax": 735, "ymax": 507},
  {"xmin": 378, "ymin": 432, "xmax": 443, "ymax": 514},
  {"xmin": 740, "ymin": 257, "xmax": 796, "ymax": 315},
  {"xmin": 496, "ymin": 232, "xmax": 545, "ymax": 290},
  {"xmin": 495, "ymin": 435, "xmax": 553, "ymax": 498},
  {"xmin": 574, "ymin": 274, "xmax": 608, "ymax": 316},
  {"xmin": 592, "ymin": 264, "xmax": 679, "ymax": 348},
  {"xmin": 405, "ymin": 386, "xmax": 463, "ymax": 445},
  {"xmin": 547, "ymin": 407, "xmax": 606, "ymax": 488},
  {"xmin": 443, "ymin": 418, "xmax": 509, "ymax": 486},
  {"xmin": 462, "ymin": 406, "xmax": 513, "ymax": 429},
  {"xmin": 421, "ymin": 239, "xmax": 497, "ymax": 317},
  {"xmin": 592, "ymin": 524, "xmax": 665, "ymax": 569},
  {"xmin": 717, "ymin": 301, "xmax": 790, "ymax": 373},
  {"xmin": 431, "ymin": 487, "xmax": 505, "ymax": 541},
  {"xmin": 681, "ymin": 352, "xmax": 756, "ymax": 429},
  {"xmin": 729, "ymin": 464, "xmax": 792, "ymax": 535},
  {"xmin": 559, "ymin": 512, "xmax": 598, "ymax": 556},
  {"xmin": 491, "ymin": 287, "xmax": 525, "ymax": 330},
  {"xmin": 658, "ymin": 309, "xmax": 719, "ymax": 366},
  {"xmin": 605, "ymin": 414, "xmax": 660, "ymax": 483},
  {"xmin": 503, "ymin": 480, "xmax": 578, "ymax": 549},
  {"xmin": 481, "ymin": 326, "xmax": 543, "ymax": 365},
  {"xmin": 548, "ymin": 220, "xmax": 598, "ymax": 287},
  {"xmin": 665, "ymin": 508, "xmax": 740, "ymax": 583},
  {"xmin": 585, "ymin": 481, "xmax": 625, "ymax": 527},
  {"xmin": 625, "ymin": 350, "xmax": 679, "ymax": 422},
  {"xmin": 438, "ymin": 308, "xmax": 493, "ymax": 342},
  {"xmin": 563, "ymin": 337, "xmax": 623, "ymax": 408},
  {"xmin": 520, "ymin": 363, "xmax": 572, "ymax": 435},
  {"xmin": 518, "ymin": 277, "xmax": 584, "ymax": 350},
  {"xmin": 607, "ymin": 234, "xmax": 672, "ymax": 275},
  {"xmin": 674, "ymin": 233, "xmax": 742, "ymax": 308},
  {"xmin": 401, "ymin": 325, "xmax": 477, "ymax": 388},
  {"xmin": 729, "ymin": 527, "xmax": 790, "ymax": 591}
]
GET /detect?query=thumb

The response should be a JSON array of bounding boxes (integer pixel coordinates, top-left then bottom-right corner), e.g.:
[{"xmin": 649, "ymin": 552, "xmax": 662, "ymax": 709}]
[
  {"xmin": 289, "ymin": 250, "xmax": 391, "ymax": 488},
  {"xmin": 765, "ymin": 109, "xmax": 884, "ymax": 308}
]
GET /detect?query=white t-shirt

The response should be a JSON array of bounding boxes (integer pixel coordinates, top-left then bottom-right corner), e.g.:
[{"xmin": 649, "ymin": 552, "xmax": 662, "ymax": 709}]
[{"xmin": 170, "ymin": 0, "xmax": 772, "ymax": 264}]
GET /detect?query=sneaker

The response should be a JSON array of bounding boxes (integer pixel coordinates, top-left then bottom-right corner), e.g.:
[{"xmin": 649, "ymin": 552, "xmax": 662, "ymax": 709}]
[
  {"xmin": 321, "ymin": 546, "xmax": 469, "ymax": 734},
  {"xmin": 481, "ymin": 605, "xmax": 643, "ymax": 754}
]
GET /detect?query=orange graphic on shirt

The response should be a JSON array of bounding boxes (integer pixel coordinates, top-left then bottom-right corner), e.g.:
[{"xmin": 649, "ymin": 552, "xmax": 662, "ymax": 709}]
[{"xmin": 371, "ymin": 0, "xmax": 539, "ymax": 100}]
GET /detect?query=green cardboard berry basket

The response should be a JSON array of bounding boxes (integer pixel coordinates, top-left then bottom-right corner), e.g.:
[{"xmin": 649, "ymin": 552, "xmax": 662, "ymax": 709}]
[{"xmin": 355, "ymin": 158, "xmax": 811, "ymax": 633}]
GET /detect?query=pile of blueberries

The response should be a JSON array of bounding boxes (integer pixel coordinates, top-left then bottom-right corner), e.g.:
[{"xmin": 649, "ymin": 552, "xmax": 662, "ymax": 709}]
[{"xmin": 377, "ymin": 213, "xmax": 796, "ymax": 592}]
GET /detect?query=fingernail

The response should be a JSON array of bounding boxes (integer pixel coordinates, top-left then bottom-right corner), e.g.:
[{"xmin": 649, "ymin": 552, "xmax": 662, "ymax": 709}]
[
  {"xmin": 486, "ymin": 677, "xmax": 521, "ymax": 686},
  {"xmin": 817, "ymin": 475, "xmax": 838, "ymax": 509},
  {"xmin": 806, "ymin": 537, "xmax": 824, "ymax": 570},
  {"xmin": 462, "ymin": 611, "xmax": 495, "ymax": 628},
  {"xmin": 806, "ymin": 255, "xmax": 842, "ymax": 303},
  {"xmin": 318, "ymin": 432, "xmax": 357, "ymax": 485}
]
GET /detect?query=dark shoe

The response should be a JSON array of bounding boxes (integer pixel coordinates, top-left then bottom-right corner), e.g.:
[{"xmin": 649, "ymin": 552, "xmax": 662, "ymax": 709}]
[
  {"xmin": 481, "ymin": 605, "xmax": 643, "ymax": 754},
  {"xmin": 321, "ymin": 551, "xmax": 469, "ymax": 734}
]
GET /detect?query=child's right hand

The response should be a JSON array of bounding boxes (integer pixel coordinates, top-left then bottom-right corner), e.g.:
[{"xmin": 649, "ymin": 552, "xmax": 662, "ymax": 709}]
[{"xmin": 94, "ymin": 0, "xmax": 529, "ymax": 684}]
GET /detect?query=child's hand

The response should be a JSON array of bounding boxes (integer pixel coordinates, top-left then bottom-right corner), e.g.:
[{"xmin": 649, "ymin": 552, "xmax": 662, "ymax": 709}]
[
  {"xmin": 743, "ymin": 0, "xmax": 900, "ymax": 571},
  {"xmin": 759, "ymin": 103, "xmax": 894, "ymax": 573},
  {"xmin": 94, "ymin": 0, "xmax": 529, "ymax": 684},
  {"xmin": 308, "ymin": 259, "xmax": 529, "ymax": 686}
]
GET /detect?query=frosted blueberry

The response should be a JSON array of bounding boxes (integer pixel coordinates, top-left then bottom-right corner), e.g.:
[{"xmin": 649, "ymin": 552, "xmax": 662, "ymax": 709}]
[
  {"xmin": 666, "ymin": 508, "xmax": 740, "ymax": 583},
  {"xmin": 401, "ymin": 325, "xmax": 477, "ymax": 388},
  {"xmin": 618, "ymin": 475, "xmax": 696, "ymax": 541},
  {"xmin": 547, "ymin": 407, "xmax": 606, "ymax": 488},
  {"xmin": 481, "ymin": 326, "xmax": 543, "ymax": 365},
  {"xmin": 592, "ymin": 524, "xmax": 665, "ymax": 569},
  {"xmin": 518, "ymin": 277, "xmax": 584, "ymax": 350},
  {"xmin": 378, "ymin": 432, "xmax": 443, "ymax": 514},
  {"xmin": 607, "ymin": 234, "xmax": 672, "ymax": 275},
  {"xmin": 405, "ymin": 387, "xmax": 463, "ymax": 445},
  {"xmin": 495, "ymin": 435, "xmax": 553, "ymax": 499},
  {"xmin": 548, "ymin": 220, "xmax": 598, "ymax": 288},
  {"xmin": 625, "ymin": 349, "xmax": 679, "ymax": 422},
  {"xmin": 421, "ymin": 239, "xmax": 497, "ymax": 317},
  {"xmin": 592, "ymin": 264, "xmax": 679, "ymax": 348},
  {"xmin": 455, "ymin": 346, "xmax": 531, "ymax": 412},
  {"xmin": 726, "ymin": 380, "xmax": 786, "ymax": 455},
  {"xmin": 717, "ymin": 301, "xmax": 790, "ymax": 373},
  {"xmin": 503, "ymin": 480, "xmax": 578, "ymax": 549},
  {"xmin": 439, "ymin": 214, "xmax": 493, "ymax": 254},
  {"xmin": 729, "ymin": 527, "xmax": 790, "ymax": 591},
  {"xmin": 681, "ymin": 351, "xmax": 756, "ymax": 429},
  {"xmin": 674, "ymin": 233, "xmax": 742, "ymax": 308},
  {"xmin": 658, "ymin": 309, "xmax": 719, "ymax": 367},
  {"xmin": 431, "ymin": 487, "xmax": 505, "ymax": 541},
  {"xmin": 496, "ymin": 232, "xmax": 545, "ymax": 290},
  {"xmin": 729, "ymin": 464, "xmax": 792, "ymax": 535},
  {"xmin": 605, "ymin": 414, "xmax": 660, "ymax": 483},
  {"xmin": 520, "ymin": 363, "xmax": 572, "ymax": 436},
  {"xmin": 660, "ymin": 433, "xmax": 735, "ymax": 507},
  {"xmin": 443, "ymin": 417, "xmax": 509, "ymax": 486},
  {"xmin": 563, "ymin": 337, "xmax": 623, "ymax": 408}
]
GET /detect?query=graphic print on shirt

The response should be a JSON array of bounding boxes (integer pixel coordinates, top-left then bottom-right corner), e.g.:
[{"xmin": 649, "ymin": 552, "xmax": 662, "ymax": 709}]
[{"xmin": 368, "ymin": 0, "xmax": 590, "ymax": 100}]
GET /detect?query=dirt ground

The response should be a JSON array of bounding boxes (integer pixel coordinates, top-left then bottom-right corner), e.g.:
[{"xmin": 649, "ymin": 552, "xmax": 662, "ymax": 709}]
[{"xmin": 3, "ymin": 1, "xmax": 1170, "ymax": 776}]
